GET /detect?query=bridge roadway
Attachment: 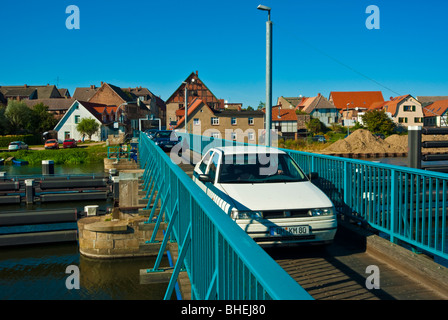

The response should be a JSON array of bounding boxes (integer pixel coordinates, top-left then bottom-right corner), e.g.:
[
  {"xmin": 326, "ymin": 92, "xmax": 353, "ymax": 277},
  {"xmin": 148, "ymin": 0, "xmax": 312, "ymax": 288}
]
[{"xmin": 175, "ymin": 156, "xmax": 447, "ymax": 300}]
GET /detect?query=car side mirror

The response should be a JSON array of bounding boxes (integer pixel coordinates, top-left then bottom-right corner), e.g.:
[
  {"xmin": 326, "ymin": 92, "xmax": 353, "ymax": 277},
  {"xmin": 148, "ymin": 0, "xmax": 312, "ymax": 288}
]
[
  {"xmin": 309, "ymin": 172, "xmax": 318, "ymax": 180},
  {"xmin": 198, "ymin": 174, "xmax": 213, "ymax": 183}
]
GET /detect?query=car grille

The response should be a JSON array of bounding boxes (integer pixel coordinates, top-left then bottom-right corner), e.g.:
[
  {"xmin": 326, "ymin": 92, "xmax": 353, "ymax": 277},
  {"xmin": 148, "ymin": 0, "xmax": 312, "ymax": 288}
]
[{"xmin": 261, "ymin": 209, "xmax": 310, "ymax": 219}]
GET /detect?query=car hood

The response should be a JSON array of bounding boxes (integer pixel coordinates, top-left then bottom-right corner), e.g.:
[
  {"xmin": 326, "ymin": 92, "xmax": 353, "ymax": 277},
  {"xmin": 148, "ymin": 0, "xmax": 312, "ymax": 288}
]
[{"xmin": 218, "ymin": 181, "xmax": 333, "ymax": 211}]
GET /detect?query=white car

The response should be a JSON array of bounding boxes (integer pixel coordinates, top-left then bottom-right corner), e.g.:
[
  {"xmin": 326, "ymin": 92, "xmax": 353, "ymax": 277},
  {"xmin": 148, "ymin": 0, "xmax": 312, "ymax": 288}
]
[
  {"xmin": 193, "ymin": 146, "xmax": 337, "ymax": 246},
  {"xmin": 8, "ymin": 141, "xmax": 28, "ymax": 151}
]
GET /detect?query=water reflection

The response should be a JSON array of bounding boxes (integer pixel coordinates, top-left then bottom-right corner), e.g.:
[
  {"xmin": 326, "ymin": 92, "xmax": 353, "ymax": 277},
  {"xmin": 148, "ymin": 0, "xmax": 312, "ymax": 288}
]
[{"xmin": 0, "ymin": 243, "xmax": 171, "ymax": 300}]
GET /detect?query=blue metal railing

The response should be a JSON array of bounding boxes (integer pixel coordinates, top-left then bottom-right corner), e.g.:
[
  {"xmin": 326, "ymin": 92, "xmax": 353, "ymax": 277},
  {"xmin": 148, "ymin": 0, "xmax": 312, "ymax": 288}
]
[
  {"xmin": 138, "ymin": 133, "xmax": 312, "ymax": 300},
  {"xmin": 178, "ymin": 133, "xmax": 448, "ymax": 262}
]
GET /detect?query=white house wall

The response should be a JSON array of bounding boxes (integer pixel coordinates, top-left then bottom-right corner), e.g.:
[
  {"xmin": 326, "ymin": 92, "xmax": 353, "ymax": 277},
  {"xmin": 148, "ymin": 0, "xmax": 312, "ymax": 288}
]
[{"xmin": 55, "ymin": 101, "xmax": 103, "ymax": 142}]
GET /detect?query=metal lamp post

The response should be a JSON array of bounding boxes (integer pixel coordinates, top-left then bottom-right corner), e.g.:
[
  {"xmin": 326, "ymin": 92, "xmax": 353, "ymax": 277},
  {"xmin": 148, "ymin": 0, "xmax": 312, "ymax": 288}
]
[{"xmin": 258, "ymin": 4, "xmax": 272, "ymax": 146}]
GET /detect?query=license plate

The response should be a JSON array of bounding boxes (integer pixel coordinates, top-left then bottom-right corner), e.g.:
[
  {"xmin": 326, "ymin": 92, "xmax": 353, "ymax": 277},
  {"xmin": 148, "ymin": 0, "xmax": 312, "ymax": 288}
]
[{"xmin": 270, "ymin": 226, "xmax": 310, "ymax": 236}]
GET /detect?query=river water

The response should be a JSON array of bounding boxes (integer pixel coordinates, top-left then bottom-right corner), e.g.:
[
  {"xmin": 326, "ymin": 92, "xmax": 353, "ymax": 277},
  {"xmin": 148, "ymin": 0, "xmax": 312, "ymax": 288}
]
[{"xmin": 0, "ymin": 163, "xmax": 170, "ymax": 300}]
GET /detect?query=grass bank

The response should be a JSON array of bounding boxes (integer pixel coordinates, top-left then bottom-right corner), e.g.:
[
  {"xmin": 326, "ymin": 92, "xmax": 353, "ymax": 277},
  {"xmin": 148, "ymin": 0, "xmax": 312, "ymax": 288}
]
[{"xmin": 0, "ymin": 145, "xmax": 107, "ymax": 165}]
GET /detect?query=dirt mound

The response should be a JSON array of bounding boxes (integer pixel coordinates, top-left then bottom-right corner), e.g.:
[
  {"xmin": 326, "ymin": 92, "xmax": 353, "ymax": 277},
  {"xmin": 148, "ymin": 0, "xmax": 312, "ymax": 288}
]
[
  {"xmin": 323, "ymin": 128, "xmax": 448, "ymax": 154},
  {"xmin": 324, "ymin": 129, "xmax": 396, "ymax": 153},
  {"xmin": 385, "ymin": 134, "xmax": 408, "ymax": 153}
]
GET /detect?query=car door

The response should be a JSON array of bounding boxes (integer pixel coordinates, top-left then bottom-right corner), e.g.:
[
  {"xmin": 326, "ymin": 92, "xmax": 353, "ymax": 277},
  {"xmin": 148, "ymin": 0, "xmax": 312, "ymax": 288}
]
[{"xmin": 194, "ymin": 150, "xmax": 214, "ymax": 192}]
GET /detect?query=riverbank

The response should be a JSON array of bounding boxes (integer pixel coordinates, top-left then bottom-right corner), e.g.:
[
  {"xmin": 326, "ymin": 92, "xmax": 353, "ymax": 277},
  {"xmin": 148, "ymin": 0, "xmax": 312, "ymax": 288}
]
[{"xmin": 0, "ymin": 144, "xmax": 107, "ymax": 165}]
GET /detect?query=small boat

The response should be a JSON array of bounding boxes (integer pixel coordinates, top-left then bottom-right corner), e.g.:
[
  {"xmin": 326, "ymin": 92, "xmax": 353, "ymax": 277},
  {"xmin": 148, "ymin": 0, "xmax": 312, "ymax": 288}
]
[{"xmin": 12, "ymin": 158, "xmax": 28, "ymax": 165}]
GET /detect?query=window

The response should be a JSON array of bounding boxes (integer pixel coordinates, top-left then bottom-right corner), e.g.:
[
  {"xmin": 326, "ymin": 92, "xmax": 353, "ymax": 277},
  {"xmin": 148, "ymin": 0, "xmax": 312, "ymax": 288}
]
[
  {"xmin": 248, "ymin": 117, "xmax": 254, "ymax": 125},
  {"xmin": 404, "ymin": 105, "xmax": 416, "ymax": 112},
  {"xmin": 248, "ymin": 132, "xmax": 255, "ymax": 141},
  {"xmin": 211, "ymin": 132, "xmax": 220, "ymax": 139},
  {"xmin": 199, "ymin": 151, "xmax": 213, "ymax": 173},
  {"xmin": 193, "ymin": 118, "xmax": 200, "ymax": 126},
  {"xmin": 231, "ymin": 132, "xmax": 237, "ymax": 140},
  {"xmin": 207, "ymin": 152, "xmax": 220, "ymax": 182},
  {"xmin": 398, "ymin": 117, "xmax": 408, "ymax": 123},
  {"xmin": 231, "ymin": 117, "xmax": 237, "ymax": 125},
  {"xmin": 211, "ymin": 117, "xmax": 219, "ymax": 125},
  {"xmin": 414, "ymin": 117, "xmax": 423, "ymax": 123},
  {"xmin": 75, "ymin": 115, "xmax": 80, "ymax": 124}
]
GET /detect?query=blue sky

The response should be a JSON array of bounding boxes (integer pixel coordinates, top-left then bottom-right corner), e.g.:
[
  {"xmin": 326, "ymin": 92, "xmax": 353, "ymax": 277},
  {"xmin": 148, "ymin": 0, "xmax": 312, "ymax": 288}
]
[{"xmin": 1, "ymin": 0, "xmax": 448, "ymax": 108}]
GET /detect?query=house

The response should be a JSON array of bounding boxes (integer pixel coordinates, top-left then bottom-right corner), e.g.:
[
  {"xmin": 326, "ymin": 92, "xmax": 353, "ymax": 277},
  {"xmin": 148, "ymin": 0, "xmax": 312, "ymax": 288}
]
[
  {"xmin": 423, "ymin": 99, "xmax": 448, "ymax": 127},
  {"xmin": 122, "ymin": 86, "xmax": 166, "ymax": 128},
  {"xmin": 264, "ymin": 105, "xmax": 298, "ymax": 139},
  {"xmin": 298, "ymin": 94, "xmax": 339, "ymax": 127},
  {"xmin": 85, "ymin": 82, "xmax": 157, "ymax": 136},
  {"xmin": 165, "ymin": 71, "xmax": 224, "ymax": 128},
  {"xmin": 72, "ymin": 85, "xmax": 100, "ymax": 101},
  {"xmin": 174, "ymin": 98, "xmax": 264, "ymax": 143},
  {"xmin": 277, "ymin": 96, "xmax": 302, "ymax": 109},
  {"xmin": 376, "ymin": 94, "xmax": 424, "ymax": 127},
  {"xmin": 0, "ymin": 84, "xmax": 63, "ymax": 101},
  {"xmin": 24, "ymin": 98, "xmax": 76, "ymax": 120},
  {"xmin": 54, "ymin": 100, "xmax": 118, "ymax": 142},
  {"xmin": 329, "ymin": 91, "xmax": 385, "ymax": 125},
  {"xmin": 417, "ymin": 96, "xmax": 448, "ymax": 106}
]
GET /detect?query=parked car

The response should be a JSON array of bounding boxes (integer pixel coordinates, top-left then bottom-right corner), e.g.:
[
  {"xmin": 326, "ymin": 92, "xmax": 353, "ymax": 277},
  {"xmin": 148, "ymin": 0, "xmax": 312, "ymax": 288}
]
[
  {"xmin": 44, "ymin": 139, "xmax": 59, "ymax": 149},
  {"xmin": 63, "ymin": 139, "xmax": 78, "ymax": 148},
  {"xmin": 145, "ymin": 129, "xmax": 159, "ymax": 138},
  {"xmin": 8, "ymin": 141, "xmax": 28, "ymax": 151},
  {"xmin": 312, "ymin": 135, "xmax": 326, "ymax": 143},
  {"xmin": 151, "ymin": 130, "xmax": 182, "ymax": 151},
  {"xmin": 192, "ymin": 146, "xmax": 337, "ymax": 246}
]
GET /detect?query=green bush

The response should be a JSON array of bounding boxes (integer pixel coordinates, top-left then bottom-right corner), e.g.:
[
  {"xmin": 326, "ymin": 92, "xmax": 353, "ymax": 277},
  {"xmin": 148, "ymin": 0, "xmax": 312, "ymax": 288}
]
[{"xmin": 0, "ymin": 134, "xmax": 41, "ymax": 147}]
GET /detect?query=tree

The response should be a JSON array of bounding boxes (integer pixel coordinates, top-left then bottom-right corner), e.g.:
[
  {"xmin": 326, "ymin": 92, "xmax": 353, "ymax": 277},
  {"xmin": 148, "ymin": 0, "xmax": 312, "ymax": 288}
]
[
  {"xmin": 257, "ymin": 101, "xmax": 265, "ymax": 110},
  {"xmin": 5, "ymin": 100, "xmax": 33, "ymax": 134},
  {"xmin": 361, "ymin": 109, "xmax": 396, "ymax": 136},
  {"xmin": 29, "ymin": 103, "xmax": 57, "ymax": 134},
  {"xmin": 306, "ymin": 118, "xmax": 325, "ymax": 135},
  {"xmin": 0, "ymin": 106, "xmax": 10, "ymax": 135},
  {"xmin": 76, "ymin": 118, "xmax": 100, "ymax": 140}
]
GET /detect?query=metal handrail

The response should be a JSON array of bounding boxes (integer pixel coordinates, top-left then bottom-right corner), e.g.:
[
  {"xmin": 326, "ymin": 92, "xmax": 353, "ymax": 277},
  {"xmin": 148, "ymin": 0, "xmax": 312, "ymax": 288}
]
[{"xmin": 139, "ymin": 133, "xmax": 312, "ymax": 300}]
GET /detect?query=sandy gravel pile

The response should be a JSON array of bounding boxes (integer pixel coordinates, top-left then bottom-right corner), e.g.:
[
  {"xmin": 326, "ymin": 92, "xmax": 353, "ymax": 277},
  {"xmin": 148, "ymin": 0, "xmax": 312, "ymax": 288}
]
[
  {"xmin": 323, "ymin": 128, "xmax": 448, "ymax": 154},
  {"xmin": 324, "ymin": 129, "xmax": 394, "ymax": 153}
]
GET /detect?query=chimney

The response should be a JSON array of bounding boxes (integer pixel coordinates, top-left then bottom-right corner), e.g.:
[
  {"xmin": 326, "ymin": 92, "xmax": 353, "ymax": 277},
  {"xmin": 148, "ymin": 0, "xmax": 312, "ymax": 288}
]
[
  {"xmin": 196, "ymin": 70, "xmax": 198, "ymax": 76},
  {"xmin": 90, "ymin": 85, "xmax": 95, "ymax": 89},
  {"xmin": 24, "ymin": 84, "xmax": 27, "ymax": 88},
  {"xmin": 101, "ymin": 81, "xmax": 104, "ymax": 86},
  {"xmin": 390, "ymin": 96, "xmax": 394, "ymax": 101}
]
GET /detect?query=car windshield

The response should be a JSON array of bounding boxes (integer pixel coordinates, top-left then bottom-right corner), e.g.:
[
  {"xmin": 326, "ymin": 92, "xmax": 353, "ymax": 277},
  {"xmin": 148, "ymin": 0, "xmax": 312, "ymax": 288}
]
[
  {"xmin": 47, "ymin": 140, "xmax": 56, "ymax": 143},
  {"xmin": 218, "ymin": 153, "xmax": 308, "ymax": 184},
  {"xmin": 155, "ymin": 131, "xmax": 174, "ymax": 138},
  {"xmin": 10, "ymin": 142, "xmax": 18, "ymax": 145}
]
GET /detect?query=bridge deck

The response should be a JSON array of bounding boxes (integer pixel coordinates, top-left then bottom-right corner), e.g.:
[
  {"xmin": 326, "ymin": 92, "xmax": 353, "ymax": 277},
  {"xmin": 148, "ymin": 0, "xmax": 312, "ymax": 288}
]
[{"xmin": 173, "ymin": 154, "xmax": 447, "ymax": 300}]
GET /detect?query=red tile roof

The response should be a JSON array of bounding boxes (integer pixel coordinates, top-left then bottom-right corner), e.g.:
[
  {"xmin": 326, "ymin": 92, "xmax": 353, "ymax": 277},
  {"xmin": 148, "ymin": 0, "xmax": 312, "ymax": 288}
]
[
  {"xmin": 263, "ymin": 106, "xmax": 297, "ymax": 121},
  {"xmin": 380, "ymin": 95, "xmax": 409, "ymax": 116},
  {"xmin": 174, "ymin": 98, "xmax": 214, "ymax": 129},
  {"xmin": 423, "ymin": 99, "xmax": 448, "ymax": 117},
  {"xmin": 330, "ymin": 91, "xmax": 384, "ymax": 110}
]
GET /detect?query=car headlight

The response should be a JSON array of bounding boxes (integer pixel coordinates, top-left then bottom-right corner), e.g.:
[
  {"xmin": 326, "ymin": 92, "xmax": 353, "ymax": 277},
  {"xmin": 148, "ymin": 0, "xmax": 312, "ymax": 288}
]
[
  {"xmin": 231, "ymin": 210, "xmax": 263, "ymax": 220},
  {"xmin": 308, "ymin": 208, "xmax": 334, "ymax": 216},
  {"xmin": 155, "ymin": 141, "xmax": 160, "ymax": 145}
]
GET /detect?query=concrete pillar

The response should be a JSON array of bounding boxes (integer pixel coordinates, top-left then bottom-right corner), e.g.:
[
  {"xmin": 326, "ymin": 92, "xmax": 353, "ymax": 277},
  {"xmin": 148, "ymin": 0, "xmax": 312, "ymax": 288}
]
[
  {"xmin": 408, "ymin": 126, "xmax": 422, "ymax": 169},
  {"xmin": 118, "ymin": 170, "xmax": 144, "ymax": 208},
  {"xmin": 112, "ymin": 176, "xmax": 120, "ymax": 201},
  {"xmin": 42, "ymin": 160, "xmax": 54, "ymax": 175},
  {"xmin": 25, "ymin": 179, "xmax": 35, "ymax": 204}
]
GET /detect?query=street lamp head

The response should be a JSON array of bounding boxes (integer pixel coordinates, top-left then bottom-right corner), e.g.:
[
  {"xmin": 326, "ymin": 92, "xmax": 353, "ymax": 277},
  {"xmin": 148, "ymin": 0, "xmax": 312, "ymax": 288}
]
[
  {"xmin": 257, "ymin": 4, "xmax": 271, "ymax": 11},
  {"xmin": 257, "ymin": 4, "xmax": 271, "ymax": 20}
]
